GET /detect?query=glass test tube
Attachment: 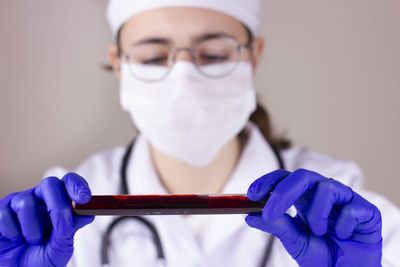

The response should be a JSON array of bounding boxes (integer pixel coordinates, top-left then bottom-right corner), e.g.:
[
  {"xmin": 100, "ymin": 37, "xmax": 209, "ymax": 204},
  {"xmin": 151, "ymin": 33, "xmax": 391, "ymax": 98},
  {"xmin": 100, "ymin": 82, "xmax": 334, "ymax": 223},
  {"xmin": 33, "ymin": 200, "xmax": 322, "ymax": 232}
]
[{"xmin": 72, "ymin": 194, "xmax": 267, "ymax": 216}]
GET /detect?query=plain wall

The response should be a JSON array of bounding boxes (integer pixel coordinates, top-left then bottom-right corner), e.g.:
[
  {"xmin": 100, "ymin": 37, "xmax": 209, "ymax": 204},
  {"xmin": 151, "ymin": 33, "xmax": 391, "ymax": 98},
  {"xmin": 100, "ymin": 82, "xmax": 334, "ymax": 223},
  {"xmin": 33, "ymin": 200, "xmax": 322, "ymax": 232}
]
[{"xmin": 1, "ymin": 1, "xmax": 399, "ymax": 206}]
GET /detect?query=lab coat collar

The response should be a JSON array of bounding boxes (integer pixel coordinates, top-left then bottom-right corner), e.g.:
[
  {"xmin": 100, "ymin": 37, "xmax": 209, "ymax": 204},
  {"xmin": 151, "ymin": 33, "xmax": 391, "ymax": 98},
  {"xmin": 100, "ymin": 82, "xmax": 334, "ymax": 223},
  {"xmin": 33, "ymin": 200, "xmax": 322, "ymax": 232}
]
[
  {"xmin": 127, "ymin": 120, "xmax": 280, "ymax": 255},
  {"xmin": 202, "ymin": 121, "xmax": 281, "ymax": 253},
  {"xmin": 127, "ymin": 132, "xmax": 168, "ymax": 195},
  {"xmin": 220, "ymin": 120, "xmax": 281, "ymax": 195}
]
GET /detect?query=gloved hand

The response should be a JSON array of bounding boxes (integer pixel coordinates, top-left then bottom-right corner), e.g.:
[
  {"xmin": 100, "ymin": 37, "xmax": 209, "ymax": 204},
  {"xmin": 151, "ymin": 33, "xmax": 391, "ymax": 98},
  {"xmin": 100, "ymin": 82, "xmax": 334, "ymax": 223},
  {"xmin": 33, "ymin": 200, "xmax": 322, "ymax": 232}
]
[
  {"xmin": 0, "ymin": 173, "xmax": 94, "ymax": 267},
  {"xmin": 246, "ymin": 169, "xmax": 382, "ymax": 267}
]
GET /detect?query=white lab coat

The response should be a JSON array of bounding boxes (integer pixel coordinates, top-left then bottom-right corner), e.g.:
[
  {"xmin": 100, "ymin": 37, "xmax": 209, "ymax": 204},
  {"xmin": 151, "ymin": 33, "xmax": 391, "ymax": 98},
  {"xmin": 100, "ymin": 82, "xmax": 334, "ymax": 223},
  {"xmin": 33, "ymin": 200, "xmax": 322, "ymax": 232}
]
[{"xmin": 44, "ymin": 121, "xmax": 400, "ymax": 267}]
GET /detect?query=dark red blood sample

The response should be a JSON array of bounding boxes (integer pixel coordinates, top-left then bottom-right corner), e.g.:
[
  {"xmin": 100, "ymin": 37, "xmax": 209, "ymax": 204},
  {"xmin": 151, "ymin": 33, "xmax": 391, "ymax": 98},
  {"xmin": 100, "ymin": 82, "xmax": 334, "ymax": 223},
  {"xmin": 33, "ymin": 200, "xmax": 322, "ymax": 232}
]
[{"xmin": 72, "ymin": 194, "xmax": 267, "ymax": 216}]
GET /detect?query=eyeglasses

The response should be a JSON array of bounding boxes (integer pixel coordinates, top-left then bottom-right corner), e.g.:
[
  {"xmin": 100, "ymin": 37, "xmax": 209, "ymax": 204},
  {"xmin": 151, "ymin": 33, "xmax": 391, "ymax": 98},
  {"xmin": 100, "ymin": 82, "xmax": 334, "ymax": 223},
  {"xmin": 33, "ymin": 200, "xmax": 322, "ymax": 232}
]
[{"xmin": 119, "ymin": 35, "xmax": 252, "ymax": 82}]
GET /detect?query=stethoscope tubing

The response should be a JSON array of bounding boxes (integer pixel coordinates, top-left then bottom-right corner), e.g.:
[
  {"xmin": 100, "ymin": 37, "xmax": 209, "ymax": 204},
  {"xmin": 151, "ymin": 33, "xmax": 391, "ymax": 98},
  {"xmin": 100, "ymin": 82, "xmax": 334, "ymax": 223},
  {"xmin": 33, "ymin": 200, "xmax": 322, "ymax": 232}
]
[{"xmin": 101, "ymin": 138, "xmax": 285, "ymax": 267}]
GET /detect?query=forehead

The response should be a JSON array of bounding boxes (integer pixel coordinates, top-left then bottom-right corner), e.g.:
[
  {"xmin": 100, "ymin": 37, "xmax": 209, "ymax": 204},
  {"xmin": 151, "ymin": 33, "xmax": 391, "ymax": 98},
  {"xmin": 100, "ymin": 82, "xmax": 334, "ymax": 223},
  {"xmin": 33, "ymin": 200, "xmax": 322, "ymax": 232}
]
[{"xmin": 119, "ymin": 7, "xmax": 248, "ymax": 47}]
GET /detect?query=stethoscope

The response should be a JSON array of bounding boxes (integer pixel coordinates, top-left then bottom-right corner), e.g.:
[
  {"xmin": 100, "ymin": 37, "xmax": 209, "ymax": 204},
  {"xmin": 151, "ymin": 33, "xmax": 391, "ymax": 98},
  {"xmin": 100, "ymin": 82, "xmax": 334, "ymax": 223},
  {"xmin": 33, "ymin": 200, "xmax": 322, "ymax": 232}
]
[{"xmin": 101, "ymin": 138, "xmax": 285, "ymax": 267}]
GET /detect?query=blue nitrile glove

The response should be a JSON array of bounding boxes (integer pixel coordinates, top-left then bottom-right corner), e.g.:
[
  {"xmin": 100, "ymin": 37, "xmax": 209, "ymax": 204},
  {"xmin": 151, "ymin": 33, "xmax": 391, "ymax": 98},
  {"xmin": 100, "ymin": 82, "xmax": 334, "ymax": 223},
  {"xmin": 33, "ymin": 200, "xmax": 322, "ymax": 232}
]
[
  {"xmin": 245, "ymin": 169, "xmax": 382, "ymax": 267},
  {"xmin": 0, "ymin": 173, "xmax": 94, "ymax": 267}
]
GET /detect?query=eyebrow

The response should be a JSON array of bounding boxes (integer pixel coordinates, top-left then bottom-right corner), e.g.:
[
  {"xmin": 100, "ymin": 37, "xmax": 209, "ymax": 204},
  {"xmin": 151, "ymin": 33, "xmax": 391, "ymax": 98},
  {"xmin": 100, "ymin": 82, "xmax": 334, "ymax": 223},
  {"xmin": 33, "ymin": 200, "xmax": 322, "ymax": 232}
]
[
  {"xmin": 131, "ymin": 32, "xmax": 237, "ymax": 47},
  {"xmin": 134, "ymin": 37, "xmax": 171, "ymax": 46},
  {"xmin": 194, "ymin": 32, "xmax": 236, "ymax": 43}
]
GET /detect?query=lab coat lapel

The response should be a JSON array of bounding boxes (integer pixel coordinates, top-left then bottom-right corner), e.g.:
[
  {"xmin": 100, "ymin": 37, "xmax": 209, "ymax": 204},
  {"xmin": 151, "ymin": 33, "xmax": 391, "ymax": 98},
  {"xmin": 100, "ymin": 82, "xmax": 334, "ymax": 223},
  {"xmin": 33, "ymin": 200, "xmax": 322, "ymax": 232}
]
[
  {"xmin": 203, "ymin": 121, "xmax": 281, "ymax": 254},
  {"xmin": 127, "ymin": 133, "xmax": 168, "ymax": 195},
  {"xmin": 126, "ymin": 133, "xmax": 205, "ymax": 263}
]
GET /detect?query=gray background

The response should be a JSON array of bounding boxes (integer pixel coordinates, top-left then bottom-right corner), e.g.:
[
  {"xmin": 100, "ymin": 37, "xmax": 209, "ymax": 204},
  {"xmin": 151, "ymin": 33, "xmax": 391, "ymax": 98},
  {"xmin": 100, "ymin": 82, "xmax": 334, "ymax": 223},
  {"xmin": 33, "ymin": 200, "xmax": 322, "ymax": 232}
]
[{"xmin": 1, "ymin": 1, "xmax": 399, "ymax": 206}]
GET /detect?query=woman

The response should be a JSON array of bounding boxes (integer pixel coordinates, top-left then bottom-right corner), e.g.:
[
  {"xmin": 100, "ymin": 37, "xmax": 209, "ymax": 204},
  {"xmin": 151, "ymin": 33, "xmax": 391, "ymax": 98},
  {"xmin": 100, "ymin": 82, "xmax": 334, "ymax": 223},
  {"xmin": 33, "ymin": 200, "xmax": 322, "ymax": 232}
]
[{"xmin": 1, "ymin": 1, "xmax": 399, "ymax": 266}]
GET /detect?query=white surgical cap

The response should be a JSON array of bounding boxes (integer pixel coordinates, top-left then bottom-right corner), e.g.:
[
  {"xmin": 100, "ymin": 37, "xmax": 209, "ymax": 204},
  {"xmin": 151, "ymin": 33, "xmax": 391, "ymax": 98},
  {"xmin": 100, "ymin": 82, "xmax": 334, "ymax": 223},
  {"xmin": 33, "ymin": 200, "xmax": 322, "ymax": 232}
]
[{"xmin": 106, "ymin": 0, "xmax": 260, "ymax": 42}]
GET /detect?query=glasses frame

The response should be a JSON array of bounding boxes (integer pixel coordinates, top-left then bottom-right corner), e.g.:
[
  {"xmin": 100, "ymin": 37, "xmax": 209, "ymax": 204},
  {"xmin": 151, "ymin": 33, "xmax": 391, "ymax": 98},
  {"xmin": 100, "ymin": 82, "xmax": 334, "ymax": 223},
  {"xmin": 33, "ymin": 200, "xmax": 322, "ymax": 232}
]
[{"xmin": 118, "ymin": 35, "xmax": 253, "ymax": 83}]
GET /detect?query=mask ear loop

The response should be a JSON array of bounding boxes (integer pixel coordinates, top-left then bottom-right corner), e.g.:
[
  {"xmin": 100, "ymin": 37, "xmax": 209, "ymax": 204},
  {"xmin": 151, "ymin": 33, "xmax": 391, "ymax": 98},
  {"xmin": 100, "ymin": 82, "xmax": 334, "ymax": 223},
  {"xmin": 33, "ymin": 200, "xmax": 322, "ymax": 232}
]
[
  {"xmin": 116, "ymin": 54, "xmax": 125, "ymax": 75},
  {"xmin": 241, "ymin": 22, "xmax": 255, "ymax": 64},
  {"xmin": 115, "ymin": 26, "xmax": 126, "ymax": 75},
  {"xmin": 248, "ymin": 41, "xmax": 255, "ymax": 63}
]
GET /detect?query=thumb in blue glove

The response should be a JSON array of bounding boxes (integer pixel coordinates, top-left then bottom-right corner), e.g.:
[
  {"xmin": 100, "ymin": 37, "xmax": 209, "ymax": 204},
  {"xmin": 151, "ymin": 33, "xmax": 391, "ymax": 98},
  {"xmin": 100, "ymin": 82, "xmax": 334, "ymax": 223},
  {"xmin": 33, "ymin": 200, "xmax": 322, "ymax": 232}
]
[
  {"xmin": 0, "ymin": 173, "xmax": 94, "ymax": 267},
  {"xmin": 245, "ymin": 169, "xmax": 382, "ymax": 267}
]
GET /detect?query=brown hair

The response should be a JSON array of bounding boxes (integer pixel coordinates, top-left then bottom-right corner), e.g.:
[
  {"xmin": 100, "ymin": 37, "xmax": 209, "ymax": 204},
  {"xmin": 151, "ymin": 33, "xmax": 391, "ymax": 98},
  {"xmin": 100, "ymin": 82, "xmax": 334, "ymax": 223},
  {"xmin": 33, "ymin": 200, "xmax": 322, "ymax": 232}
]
[
  {"xmin": 248, "ymin": 101, "xmax": 291, "ymax": 150},
  {"xmin": 240, "ymin": 28, "xmax": 291, "ymax": 150},
  {"xmin": 107, "ymin": 24, "xmax": 291, "ymax": 151}
]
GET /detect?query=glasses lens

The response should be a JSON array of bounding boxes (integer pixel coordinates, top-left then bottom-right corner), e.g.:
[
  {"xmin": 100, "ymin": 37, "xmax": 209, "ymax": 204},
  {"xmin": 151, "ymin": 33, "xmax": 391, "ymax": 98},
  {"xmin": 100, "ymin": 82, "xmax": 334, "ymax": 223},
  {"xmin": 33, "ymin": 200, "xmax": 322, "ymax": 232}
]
[
  {"xmin": 126, "ymin": 43, "xmax": 171, "ymax": 81},
  {"xmin": 195, "ymin": 37, "xmax": 239, "ymax": 77}
]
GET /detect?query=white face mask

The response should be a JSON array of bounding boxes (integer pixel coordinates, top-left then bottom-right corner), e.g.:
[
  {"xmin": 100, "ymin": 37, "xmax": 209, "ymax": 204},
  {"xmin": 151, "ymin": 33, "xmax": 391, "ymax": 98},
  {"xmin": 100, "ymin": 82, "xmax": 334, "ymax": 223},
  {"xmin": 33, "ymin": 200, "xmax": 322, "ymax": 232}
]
[{"xmin": 119, "ymin": 61, "xmax": 256, "ymax": 167}]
